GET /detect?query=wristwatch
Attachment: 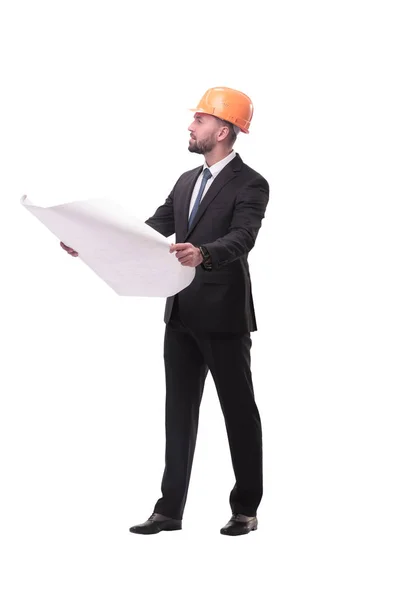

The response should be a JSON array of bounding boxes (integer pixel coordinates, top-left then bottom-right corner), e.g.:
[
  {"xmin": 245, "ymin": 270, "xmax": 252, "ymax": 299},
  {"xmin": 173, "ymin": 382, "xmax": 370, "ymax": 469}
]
[{"xmin": 199, "ymin": 245, "xmax": 213, "ymax": 270}]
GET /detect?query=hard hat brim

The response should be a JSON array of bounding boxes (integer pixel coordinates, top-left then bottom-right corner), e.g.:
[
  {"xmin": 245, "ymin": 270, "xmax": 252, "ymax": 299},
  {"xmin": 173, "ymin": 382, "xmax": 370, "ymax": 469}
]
[{"xmin": 188, "ymin": 108, "xmax": 249, "ymax": 134}]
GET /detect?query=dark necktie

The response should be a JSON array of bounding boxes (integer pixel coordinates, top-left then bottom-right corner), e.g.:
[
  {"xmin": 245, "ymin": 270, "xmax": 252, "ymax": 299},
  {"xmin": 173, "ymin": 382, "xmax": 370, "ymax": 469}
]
[{"xmin": 188, "ymin": 168, "xmax": 212, "ymax": 228}]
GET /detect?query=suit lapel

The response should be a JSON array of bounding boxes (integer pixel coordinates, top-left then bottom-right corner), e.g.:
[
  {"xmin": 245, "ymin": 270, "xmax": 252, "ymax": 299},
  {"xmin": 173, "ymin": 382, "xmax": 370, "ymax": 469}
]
[{"xmin": 184, "ymin": 155, "xmax": 242, "ymax": 239}]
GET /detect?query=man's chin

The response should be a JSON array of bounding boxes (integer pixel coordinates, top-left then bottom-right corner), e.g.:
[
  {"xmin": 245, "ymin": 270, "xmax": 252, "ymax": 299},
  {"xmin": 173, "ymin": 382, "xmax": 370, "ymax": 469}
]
[{"xmin": 188, "ymin": 144, "xmax": 203, "ymax": 154}]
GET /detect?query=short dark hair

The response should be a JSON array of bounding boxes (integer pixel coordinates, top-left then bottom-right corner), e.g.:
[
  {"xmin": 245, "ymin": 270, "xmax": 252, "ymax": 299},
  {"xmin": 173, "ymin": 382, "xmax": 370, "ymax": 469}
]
[{"xmin": 214, "ymin": 116, "xmax": 238, "ymax": 146}]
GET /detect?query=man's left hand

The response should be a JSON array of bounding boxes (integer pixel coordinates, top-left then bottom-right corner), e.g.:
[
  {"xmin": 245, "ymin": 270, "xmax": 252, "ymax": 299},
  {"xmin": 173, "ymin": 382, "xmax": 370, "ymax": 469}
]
[{"xmin": 170, "ymin": 243, "xmax": 203, "ymax": 267}]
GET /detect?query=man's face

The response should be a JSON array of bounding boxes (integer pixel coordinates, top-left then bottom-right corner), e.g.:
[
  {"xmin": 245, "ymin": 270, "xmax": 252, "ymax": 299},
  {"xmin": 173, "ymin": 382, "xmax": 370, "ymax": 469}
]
[{"xmin": 188, "ymin": 113, "xmax": 220, "ymax": 154}]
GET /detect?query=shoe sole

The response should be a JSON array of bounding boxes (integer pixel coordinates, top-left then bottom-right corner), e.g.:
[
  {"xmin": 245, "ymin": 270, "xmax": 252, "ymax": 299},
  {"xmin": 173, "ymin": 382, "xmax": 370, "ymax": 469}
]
[
  {"xmin": 129, "ymin": 523, "xmax": 182, "ymax": 534},
  {"xmin": 220, "ymin": 524, "xmax": 258, "ymax": 536}
]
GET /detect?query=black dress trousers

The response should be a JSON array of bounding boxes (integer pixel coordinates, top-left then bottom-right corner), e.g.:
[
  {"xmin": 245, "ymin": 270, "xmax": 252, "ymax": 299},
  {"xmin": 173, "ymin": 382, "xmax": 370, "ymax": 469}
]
[{"xmin": 153, "ymin": 297, "xmax": 263, "ymax": 519}]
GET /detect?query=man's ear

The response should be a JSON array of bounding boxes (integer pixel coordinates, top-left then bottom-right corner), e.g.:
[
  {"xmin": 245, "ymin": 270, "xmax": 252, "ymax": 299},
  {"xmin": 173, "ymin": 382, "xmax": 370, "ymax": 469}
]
[{"xmin": 217, "ymin": 126, "xmax": 230, "ymax": 142}]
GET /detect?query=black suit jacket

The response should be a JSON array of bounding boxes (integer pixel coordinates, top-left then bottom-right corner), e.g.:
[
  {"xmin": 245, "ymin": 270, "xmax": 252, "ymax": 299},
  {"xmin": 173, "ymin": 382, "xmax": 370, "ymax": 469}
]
[{"xmin": 145, "ymin": 154, "xmax": 269, "ymax": 333}]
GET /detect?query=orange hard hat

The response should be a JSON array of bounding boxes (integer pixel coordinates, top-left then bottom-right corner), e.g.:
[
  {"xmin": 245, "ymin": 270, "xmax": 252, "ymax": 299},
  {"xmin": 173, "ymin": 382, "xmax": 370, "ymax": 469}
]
[{"xmin": 190, "ymin": 87, "xmax": 253, "ymax": 134}]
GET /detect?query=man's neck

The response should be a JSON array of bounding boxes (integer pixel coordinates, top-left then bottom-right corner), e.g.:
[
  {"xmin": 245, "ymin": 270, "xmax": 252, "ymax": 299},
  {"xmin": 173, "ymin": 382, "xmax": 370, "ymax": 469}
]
[{"xmin": 204, "ymin": 147, "xmax": 234, "ymax": 167}]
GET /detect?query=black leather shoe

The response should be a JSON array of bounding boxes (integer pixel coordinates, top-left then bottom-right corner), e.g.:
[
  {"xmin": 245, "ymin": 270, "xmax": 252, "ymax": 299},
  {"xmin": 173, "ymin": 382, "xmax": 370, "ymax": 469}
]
[
  {"xmin": 220, "ymin": 514, "xmax": 258, "ymax": 536},
  {"xmin": 129, "ymin": 513, "xmax": 182, "ymax": 535}
]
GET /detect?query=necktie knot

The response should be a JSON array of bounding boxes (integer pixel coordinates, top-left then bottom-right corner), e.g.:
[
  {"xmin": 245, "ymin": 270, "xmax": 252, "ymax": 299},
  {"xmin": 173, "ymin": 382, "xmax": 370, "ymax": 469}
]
[{"xmin": 202, "ymin": 167, "xmax": 212, "ymax": 181}]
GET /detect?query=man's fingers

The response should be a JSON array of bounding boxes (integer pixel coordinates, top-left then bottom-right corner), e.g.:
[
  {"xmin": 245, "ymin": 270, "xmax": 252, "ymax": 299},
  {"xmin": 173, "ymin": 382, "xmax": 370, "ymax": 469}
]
[
  {"xmin": 60, "ymin": 241, "xmax": 78, "ymax": 256},
  {"xmin": 180, "ymin": 256, "xmax": 196, "ymax": 265},
  {"xmin": 176, "ymin": 250, "xmax": 192, "ymax": 259},
  {"xmin": 171, "ymin": 244, "xmax": 198, "ymax": 266},
  {"xmin": 170, "ymin": 243, "xmax": 193, "ymax": 252},
  {"xmin": 171, "ymin": 243, "xmax": 189, "ymax": 250}
]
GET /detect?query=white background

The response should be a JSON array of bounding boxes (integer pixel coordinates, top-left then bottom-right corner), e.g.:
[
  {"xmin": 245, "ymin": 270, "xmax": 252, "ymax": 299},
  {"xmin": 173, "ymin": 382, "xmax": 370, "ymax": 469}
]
[{"xmin": 1, "ymin": 1, "xmax": 399, "ymax": 598}]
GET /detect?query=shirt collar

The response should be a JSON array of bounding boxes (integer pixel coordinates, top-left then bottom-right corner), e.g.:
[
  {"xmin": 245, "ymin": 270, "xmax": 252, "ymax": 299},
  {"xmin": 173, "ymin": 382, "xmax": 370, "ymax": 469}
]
[{"xmin": 203, "ymin": 150, "xmax": 236, "ymax": 179}]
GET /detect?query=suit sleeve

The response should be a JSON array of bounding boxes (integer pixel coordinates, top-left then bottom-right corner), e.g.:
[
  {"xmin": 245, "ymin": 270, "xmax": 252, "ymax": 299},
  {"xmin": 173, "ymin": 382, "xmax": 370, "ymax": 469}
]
[
  {"xmin": 204, "ymin": 176, "xmax": 269, "ymax": 269},
  {"xmin": 144, "ymin": 188, "xmax": 176, "ymax": 237}
]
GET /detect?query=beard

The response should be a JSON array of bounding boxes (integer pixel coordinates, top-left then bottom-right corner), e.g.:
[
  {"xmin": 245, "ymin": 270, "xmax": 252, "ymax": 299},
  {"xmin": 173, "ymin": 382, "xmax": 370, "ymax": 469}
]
[{"xmin": 188, "ymin": 133, "xmax": 217, "ymax": 154}]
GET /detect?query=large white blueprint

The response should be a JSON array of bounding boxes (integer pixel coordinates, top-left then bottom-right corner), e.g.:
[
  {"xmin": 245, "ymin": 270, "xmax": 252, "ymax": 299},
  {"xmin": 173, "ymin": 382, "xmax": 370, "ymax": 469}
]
[{"xmin": 20, "ymin": 195, "xmax": 195, "ymax": 297}]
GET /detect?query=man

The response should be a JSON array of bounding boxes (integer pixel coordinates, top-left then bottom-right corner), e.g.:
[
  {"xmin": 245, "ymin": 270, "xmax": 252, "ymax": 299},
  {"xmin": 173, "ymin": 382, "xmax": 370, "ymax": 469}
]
[{"xmin": 61, "ymin": 87, "xmax": 269, "ymax": 536}]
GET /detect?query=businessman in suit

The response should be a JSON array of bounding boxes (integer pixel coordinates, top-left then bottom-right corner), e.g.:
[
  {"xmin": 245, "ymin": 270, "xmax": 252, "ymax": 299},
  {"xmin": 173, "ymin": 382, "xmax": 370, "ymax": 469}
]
[{"xmin": 61, "ymin": 87, "xmax": 269, "ymax": 535}]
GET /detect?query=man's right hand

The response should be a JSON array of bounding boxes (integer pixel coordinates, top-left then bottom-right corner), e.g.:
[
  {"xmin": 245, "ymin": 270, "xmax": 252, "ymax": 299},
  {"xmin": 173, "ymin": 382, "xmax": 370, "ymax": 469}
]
[{"xmin": 60, "ymin": 241, "xmax": 79, "ymax": 257}]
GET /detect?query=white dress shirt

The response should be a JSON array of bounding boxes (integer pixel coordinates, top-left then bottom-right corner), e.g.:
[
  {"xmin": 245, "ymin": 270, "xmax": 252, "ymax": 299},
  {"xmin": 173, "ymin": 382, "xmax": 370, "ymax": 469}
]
[{"xmin": 188, "ymin": 151, "xmax": 236, "ymax": 217}]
